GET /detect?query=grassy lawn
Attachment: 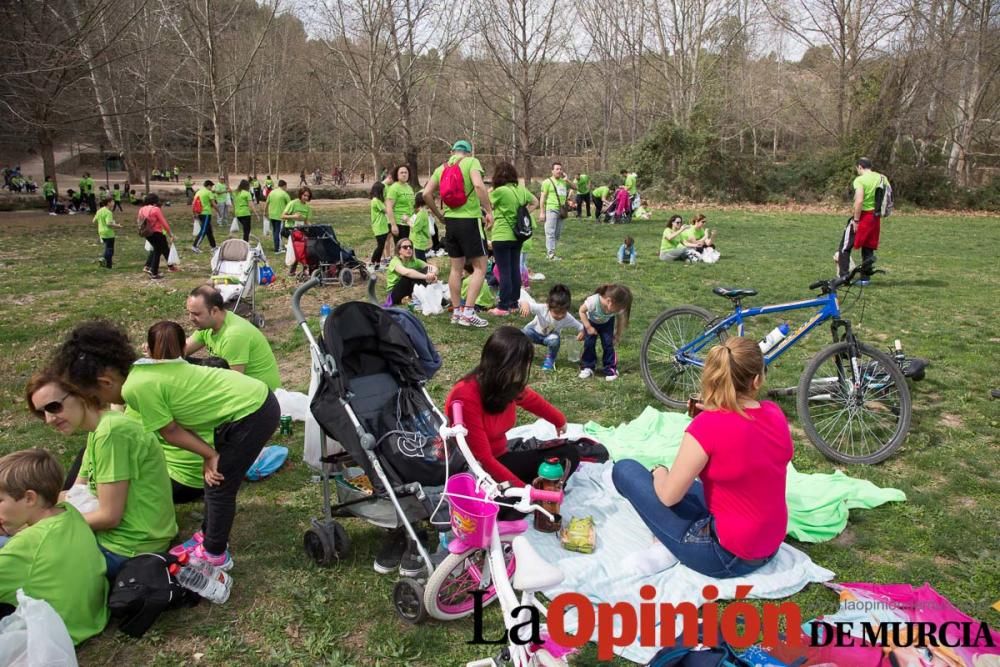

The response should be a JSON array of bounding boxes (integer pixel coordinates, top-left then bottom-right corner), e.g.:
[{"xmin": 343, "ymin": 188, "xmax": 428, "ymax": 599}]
[{"xmin": 0, "ymin": 202, "xmax": 997, "ymax": 666}]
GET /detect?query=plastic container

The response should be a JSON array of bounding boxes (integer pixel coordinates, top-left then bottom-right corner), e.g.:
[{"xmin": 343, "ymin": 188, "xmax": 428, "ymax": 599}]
[
  {"xmin": 532, "ymin": 457, "xmax": 564, "ymax": 533},
  {"xmin": 445, "ymin": 473, "xmax": 498, "ymax": 549},
  {"xmin": 759, "ymin": 323, "xmax": 790, "ymax": 354},
  {"xmin": 176, "ymin": 558, "xmax": 232, "ymax": 604},
  {"xmin": 563, "ymin": 337, "xmax": 582, "ymax": 364},
  {"xmin": 319, "ymin": 304, "xmax": 331, "ymax": 331}
]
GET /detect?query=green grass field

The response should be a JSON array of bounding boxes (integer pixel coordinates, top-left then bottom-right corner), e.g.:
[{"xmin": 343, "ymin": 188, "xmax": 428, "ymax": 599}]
[{"xmin": 0, "ymin": 203, "xmax": 997, "ymax": 666}]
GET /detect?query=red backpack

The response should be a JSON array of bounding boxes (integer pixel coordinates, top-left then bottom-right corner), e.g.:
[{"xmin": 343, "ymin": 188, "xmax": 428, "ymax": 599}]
[
  {"xmin": 192, "ymin": 194, "xmax": 203, "ymax": 215},
  {"xmin": 439, "ymin": 158, "xmax": 470, "ymax": 208}
]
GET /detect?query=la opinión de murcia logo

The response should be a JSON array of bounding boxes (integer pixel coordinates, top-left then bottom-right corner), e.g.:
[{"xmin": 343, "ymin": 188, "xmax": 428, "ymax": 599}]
[{"xmin": 468, "ymin": 584, "xmax": 996, "ymax": 661}]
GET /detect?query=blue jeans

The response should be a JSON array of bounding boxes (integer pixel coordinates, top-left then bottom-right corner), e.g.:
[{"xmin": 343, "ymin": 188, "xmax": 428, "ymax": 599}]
[
  {"xmin": 523, "ymin": 325, "xmax": 560, "ymax": 360},
  {"xmin": 611, "ymin": 459, "xmax": 773, "ymax": 578},
  {"xmin": 581, "ymin": 317, "xmax": 616, "ymax": 372},
  {"xmin": 270, "ymin": 218, "xmax": 282, "ymax": 252},
  {"xmin": 102, "ymin": 237, "xmax": 115, "ymax": 268},
  {"xmin": 493, "ymin": 240, "xmax": 523, "ymax": 310},
  {"xmin": 618, "ymin": 244, "xmax": 636, "ymax": 264},
  {"xmin": 100, "ymin": 545, "xmax": 131, "ymax": 579}
]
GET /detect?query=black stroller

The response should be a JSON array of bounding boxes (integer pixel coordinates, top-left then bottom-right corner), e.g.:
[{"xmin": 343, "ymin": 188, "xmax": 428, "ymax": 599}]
[
  {"xmin": 291, "ymin": 275, "xmax": 457, "ymax": 615},
  {"xmin": 294, "ymin": 225, "xmax": 369, "ymax": 287}
]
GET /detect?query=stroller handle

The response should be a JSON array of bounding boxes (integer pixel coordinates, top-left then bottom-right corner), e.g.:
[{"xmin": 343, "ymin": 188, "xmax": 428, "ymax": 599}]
[
  {"xmin": 291, "ymin": 271, "xmax": 322, "ymax": 325},
  {"xmin": 450, "ymin": 401, "xmax": 465, "ymax": 428}
]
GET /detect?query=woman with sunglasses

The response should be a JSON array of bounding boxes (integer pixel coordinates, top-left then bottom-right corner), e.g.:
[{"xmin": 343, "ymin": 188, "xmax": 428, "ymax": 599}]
[
  {"xmin": 386, "ymin": 237, "xmax": 438, "ymax": 306},
  {"xmin": 48, "ymin": 320, "xmax": 279, "ymax": 572},
  {"xmin": 24, "ymin": 370, "xmax": 177, "ymax": 578}
]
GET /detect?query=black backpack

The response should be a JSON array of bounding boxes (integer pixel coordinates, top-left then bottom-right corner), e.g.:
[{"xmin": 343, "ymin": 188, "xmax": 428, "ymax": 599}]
[
  {"xmin": 509, "ymin": 185, "xmax": 533, "ymax": 241},
  {"xmin": 108, "ymin": 553, "xmax": 200, "ymax": 638}
]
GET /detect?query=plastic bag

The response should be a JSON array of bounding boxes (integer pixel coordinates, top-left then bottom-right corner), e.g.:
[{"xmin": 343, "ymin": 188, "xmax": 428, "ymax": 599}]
[
  {"xmin": 230, "ymin": 218, "xmax": 240, "ymax": 234},
  {"xmin": 65, "ymin": 484, "xmax": 99, "ymax": 514},
  {"xmin": 246, "ymin": 445, "xmax": 288, "ymax": 481},
  {"xmin": 0, "ymin": 590, "xmax": 78, "ymax": 667},
  {"xmin": 192, "ymin": 218, "xmax": 200, "ymax": 236},
  {"xmin": 304, "ymin": 349, "xmax": 343, "ymax": 470},
  {"xmin": 274, "ymin": 388, "xmax": 310, "ymax": 421},
  {"xmin": 284, "ymin": 241, "xmax": 295, "ymax": 268},
  {"xmin": 167, "ymin": 244, "xmax": 180, "ymax": 266},
  {"xmin": 412, "ymin": 282, "xmax": 447, "ymax": 316},
  {"xmin": 700, "ymin": 247, "xmax": 721, "ymax": 264},
  {"xmin": 144, "ymin": 240, "xmax": 153, "ymax": 253},
  {"xmin": 263, "ymin": 216, "xmax": 271, "ymax": 236}
]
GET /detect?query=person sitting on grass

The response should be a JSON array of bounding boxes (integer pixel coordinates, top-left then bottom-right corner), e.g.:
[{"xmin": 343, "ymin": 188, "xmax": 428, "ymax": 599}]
[
  {"xmin": 679, "ymin": 214, "xmax": 717, "ymax": 255},
  {"xmin": 659, "ymin": 215, "xmax": 689, "ymax": 261},
  {"xmin": 386, "ymin": 237, "xmax": 438, "ymax": 306},
  {"xmin": 0, "ymin": 449, "xmax": 110, "ymax": 644},
  {"xmin": 461, "ymin": 263, "xmax": 494, "ymax": 312},
  {"xmin": 612, "ymin": 336, "xmax": 792, "ymax": 577},
  {"xmin": 618, "ymin": 236, "xmax": 637, "ymax": 265},
  {"xmin": 25, "ymin": 370, "xmax": 178, "ymax": 578},
  {"xmin": 519, "ymin": 284, "xmax": 583, "ymax": 372}
]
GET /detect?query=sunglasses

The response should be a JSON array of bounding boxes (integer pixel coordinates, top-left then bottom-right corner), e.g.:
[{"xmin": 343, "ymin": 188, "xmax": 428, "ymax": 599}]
[
  {"xmin": 399, "ymin": 244, "xmax": 413, "ymax": 249},
  {"xmin": 33, "ymin": 393, "xmax": 70, "ymax": 419}
]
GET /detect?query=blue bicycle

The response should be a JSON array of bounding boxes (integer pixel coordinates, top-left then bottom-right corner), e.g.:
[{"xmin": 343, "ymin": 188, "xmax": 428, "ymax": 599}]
[{"xmin": 639, "ymin": 262, "xmax": 912, "ymax": 464}]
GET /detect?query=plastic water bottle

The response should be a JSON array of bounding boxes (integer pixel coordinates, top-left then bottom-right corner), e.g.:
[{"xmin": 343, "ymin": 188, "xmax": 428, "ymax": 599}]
[
  {"xmin": 319, "ymin": 304, "xmax": 331, "ymax": 331},
  {"xmin": 176, "ymin": 559, "xmax": 233, "ymax": 604},
  {"xmin": 759, "ymin": 323, "xmax": 790, "ymax": 354}
]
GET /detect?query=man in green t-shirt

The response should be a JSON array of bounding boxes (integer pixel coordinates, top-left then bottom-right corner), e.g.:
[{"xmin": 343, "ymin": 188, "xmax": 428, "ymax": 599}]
[
  {"xmin": 79, "ymin": 172, "xmax": 96, "ymax": 213},
  {"xmin": 184, "ymin": 285, "xmax": 282, "ymax": 390},
  {"xmin": 838, "ymin": 157, "xmax": 888, "ymax": 284},
  {"xmin": 421, "ymin": 140, "xmax": 494, "ymax": 328},
  {"xmin": 574, "ymin": 172, "xmax": 591, "ymax": 218},
  {"xmin": 265, "ymin": 179, "xmax": 291, "ymax": 252},
  {"xmin": 43, "ymin": 176, "xmax": 57, "ymax": 212},
  {"xmin": 94, "ymin": 196, "xmax": 120, "ymax": 269},
  {"xmin": 193, "ymin": 180, "xmax": 219, "ymax": 253},
  {"xmin": 184, "ymin": 176, "xmax": 195, "ymax": 204},
  {"xmin": 591, "ymin": 185, "xmax": 610, "ymax": 220},
  {"xmin": 539, "ymin": 162, "xmax": 575, "ymax": 261},
  {"xmin": 0, "ymin": 449, "xmax": 109, "ymax": 645},
  {"xmin": 213, "ymin": 180, "xmax": 231, "ymax": 227}
]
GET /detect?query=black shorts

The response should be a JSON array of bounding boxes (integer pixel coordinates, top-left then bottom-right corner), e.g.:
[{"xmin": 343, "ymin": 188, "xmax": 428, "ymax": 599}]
[{"xmin": 443, "ymin": 217, "xmax": 486, "ymax": 259}]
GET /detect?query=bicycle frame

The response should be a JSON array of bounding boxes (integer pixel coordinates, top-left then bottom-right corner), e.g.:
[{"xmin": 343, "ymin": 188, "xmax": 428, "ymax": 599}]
[{"xmin": 677, "ymin": 290, "xmax": 845, "ymax": 369}]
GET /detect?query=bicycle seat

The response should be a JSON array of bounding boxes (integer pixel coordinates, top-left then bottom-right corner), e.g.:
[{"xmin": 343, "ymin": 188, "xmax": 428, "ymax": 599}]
[
  {"xmin": 511, "ymin": 536, "xmax": 564, "ymax": 591},
  {"xmin": 713, "ymin": 287, "xmax": 758, "ymax": 300}
]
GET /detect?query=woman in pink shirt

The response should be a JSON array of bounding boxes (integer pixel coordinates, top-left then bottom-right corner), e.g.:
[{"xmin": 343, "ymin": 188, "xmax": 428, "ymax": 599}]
[
  {"xmin": 138, "ymin": 193, "xmax": 174, "ymax": 280},
  {"xmin": 612, "ymin": 337, "xmax": 793, "ymax": 578}
]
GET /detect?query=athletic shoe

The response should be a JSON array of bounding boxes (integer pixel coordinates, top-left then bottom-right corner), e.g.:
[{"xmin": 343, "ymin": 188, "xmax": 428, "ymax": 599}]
[
  {"xmin": 450, "ymin": 311, "xmax": 462, "ymax": 325},
  {"xmin": 190, "ymin": 245, "xmax": 202, "ymax": 254},
  {"xmin": 488, "ymin": 308, "xmax": 510, "ymax": 317},
  {"xmin": 460, "ymin": 313, "xmax": 489, "ymax": 328},
  {"xmin": 604, "ymin": 369, "xmax": 619, "ymax": 382},
  {"xmin": 143, "ymin": 266, "xmax": 152, "ymax": 274},
  {"xmin": 529, "ymin": 273, "xmax": 545, "ymax": 281},
  {"xmin": 169, "ymin": 531, "xmax": 204, "ymax": 558},
  {"xmin": 149, "ymin": 273, "xmax": 164, "ymax": 280},
  {"xmin": 373, "ymin": 529, "xmax": 407, "ymax": 575},
  {"xmin": 168, "ymin": 265, "xmax": 180, "ymax": 272},
  {"xmin": 191, "ymin": 543, "xmax": 234, "ymax": 572},
  {"xmin": 541, "ymin": 356, "xmax": 555, "ymax": 372},
  {"xmin": 578, "ymin": 368, "xmax": 594, "ymax": 379}
]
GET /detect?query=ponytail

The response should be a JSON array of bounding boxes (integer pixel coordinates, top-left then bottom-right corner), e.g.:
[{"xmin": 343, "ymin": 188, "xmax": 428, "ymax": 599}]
[
  {"xmin": 595, "ymin": 283, "xmax": 633, "ymax": 330},
  {"xmin": 700, "ymin": 337, "xmax": 764, "ymax": 415}
]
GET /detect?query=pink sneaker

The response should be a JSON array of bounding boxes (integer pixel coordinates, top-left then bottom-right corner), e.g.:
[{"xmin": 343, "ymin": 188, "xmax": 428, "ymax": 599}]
[
  {"xmin": 191, "ymin": 543, "xmax": 234, "ymax": 572},
  {"xmin": 169, "ymin": 530, "xmax": 204, "ymax": 557}
]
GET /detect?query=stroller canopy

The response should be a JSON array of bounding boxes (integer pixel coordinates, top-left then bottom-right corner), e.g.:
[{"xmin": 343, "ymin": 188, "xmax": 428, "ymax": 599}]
[{"xmin": 322, "ymin": 301, "xmax": 427, "ymax": 392}]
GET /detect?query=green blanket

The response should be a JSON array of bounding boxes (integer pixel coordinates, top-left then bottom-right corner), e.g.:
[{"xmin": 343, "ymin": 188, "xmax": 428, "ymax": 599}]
[{"xmin": 583, "ymin": 406, "xmax": 906, "ymax": 543}]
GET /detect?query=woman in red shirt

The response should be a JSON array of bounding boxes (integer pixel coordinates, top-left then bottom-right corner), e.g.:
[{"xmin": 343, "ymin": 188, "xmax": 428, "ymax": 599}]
[
  {"xmin": 612, "ymin": 337, "xmax": 793, "ymax": 578},
  {"xmin": 446, "ymin": 326, "xmax": 601, "ymax": 487},
  {"xmin": 138, "ymin": 193, "xmax": 174, "ymax": 280}
]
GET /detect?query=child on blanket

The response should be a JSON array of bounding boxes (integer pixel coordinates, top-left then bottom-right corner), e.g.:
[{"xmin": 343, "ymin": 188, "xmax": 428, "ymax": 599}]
[{"xmin": 612, "ymin": 336, "xmax": 793, "ymax": 578}]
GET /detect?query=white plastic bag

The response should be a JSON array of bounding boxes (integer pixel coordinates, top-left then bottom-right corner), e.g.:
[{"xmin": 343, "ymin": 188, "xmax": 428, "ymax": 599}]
[
  {"xmin": 64, "ymin": 484, "xmax": 99, "ymax": 514},
  {"xmin": 303, "ymin": 350, "xmax": 343, "ymax": 470},
  {"xmin": 284, "ymin": 240, "xmax": 296, "ymax": 268},
  {"xmin": 144, "ymin": 240, "xmax": 153, "ymax": 253},
  {"xmin": 413, "ymin": 282, "xmax": 447, "ymax": 316},
  {"xmin": 167, "ymin": 244, "xmax": 180, "ymax": 266},
  {"xmin": 192, "ymin": 218, "xmax": 200, "ymax": 236},
  {"xmin": 274, "ymin": 388, "xmax": 310, "ymax": 422},
  {"xmin": 0, "ymin": 590, "xmax": 78, "ymax": 667},
  {"xmin": 701, "ymin": 247, "xmax": 721, "ymax": 264},
  {"xmin": 263, "ymin": 216, "xmax": 271, "ymax": 236},
  {"xmin": 230, "ymin": 218, "xmax": 240, "ymax": 234}
]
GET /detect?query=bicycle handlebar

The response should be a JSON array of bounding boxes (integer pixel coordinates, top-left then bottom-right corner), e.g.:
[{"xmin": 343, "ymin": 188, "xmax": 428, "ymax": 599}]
[
  {"xmin": 810, "ymin": 259, "xmax": 874, "ymax": 292},
  {"xmin": 530, "ymin": 487, "xmax": 564, "ymax": 504},
  {"xmin": 451, "ymin": 401, "xmax": 465, "ymax": 428}
]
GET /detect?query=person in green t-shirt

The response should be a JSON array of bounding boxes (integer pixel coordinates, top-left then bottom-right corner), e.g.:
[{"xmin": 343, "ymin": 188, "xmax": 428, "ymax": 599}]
[
  {"xmin": 0, "ymin": 449, "xmax": 109, "ymax": 645},
  {"xmin": 26, "ymin": 372, "xmax": 177, "ymax": 577},
  {"xmin": 50, "ymin": 320, "xmax": 280, "ymax": 571},
  {"xmin": 839, "ymin": 157, "xmax": 887, "ymax": 283},
  {"xmin": 369, "ymin": 182, "xmax": 390, "ymax": 266},
  {"xmin": 622, "ymin": 169, "xmax": 638, "ymax": 195},
  {"xmin": 111, "ymin": 184, "xmax": 123, "ymax": 211},
  {"xmin": 385, "ymin": 165, "xmax": 416, "ymax": 239},
  {"xmin": 386, "ymin": 237, "xmax": 438, "ymax": 305},
  {"xmin": 421, "ymin": 139, "xmax": 494, "ymax": 328},
  {"xmin": 79, "ymin": 172, "xmax": 96, "ymax": 213},
  {"xmin": 94, "ymin": 196, "xmax": 120, "ymax": 269},
  {"xmin": 184, "ymin": 285, "xmax": 281, "ymax": 391},
  {"xmin": 539, "ymin": 162, "xmax": 576, "ymax": 261},
  {"xmin": 193, "ymin": 180, "xmax": 219, "ymax": 253},
  {"xmin": 488, "ymin": 161, "xmax": 539, "ymax": 314},
  {"xmin": 574, "ymin": 172, "xmax": 592, "ymax": 218},
  {"xmin": 409, "ymin": 192, "xmax": 432, "ymax": 261},
  {"xmin": 184, "ymin": 176, "xmax": 194, "ymax": 203},
  {"xmin": 678, "ymin": 214, "xmax": 716, "ymax": 258},
  {"xmin": 282, "ymin": 187, "xmax": 313, "ymax": 276},
  {"xmin": 213, "ymin": 180, "xmax": 232, "ymax": 227},
  {"xmin": 232, "ymin": 179, "xmax": 256, "ymax": 242},
  {"xmin": 461, "ymin": 263, "xmax": 495, "ymax": 310},
  {"xmin": 265, "ymin": 179, "xmax": 291, "ymax": 252},
  {"xmin": 591, "ymin": 185, "xmax": 610, "ymax": 220},
  {"xmin": 43, "ymin": 176, "xmax": 57, "ymax": 212},
  {"xmin": 659, "ymin": 215, "xmax": 689, "ymax": 261}
]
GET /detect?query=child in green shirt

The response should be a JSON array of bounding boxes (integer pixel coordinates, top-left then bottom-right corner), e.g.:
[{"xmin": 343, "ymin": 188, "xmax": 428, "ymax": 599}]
[
  {"xmin": 0, "ymin": 449, "xmax": 109, "ymax": 645},
  {"xmin": 94, "ymin": 196, "xmax": 121, "ymax": 269}
]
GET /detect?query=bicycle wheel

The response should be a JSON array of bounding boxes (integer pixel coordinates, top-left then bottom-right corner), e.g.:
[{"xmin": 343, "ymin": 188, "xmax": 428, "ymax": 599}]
[
  {"xmin": 424, "ymin": 539, "xmax": 516, "ymax": 621},
  {"xmin": 640, "ymin": 305, "xmax": 724, "ymax": 409},
  {"xmin": 797, "ymin": 341, "xmax": 911, "ymax": 464}
]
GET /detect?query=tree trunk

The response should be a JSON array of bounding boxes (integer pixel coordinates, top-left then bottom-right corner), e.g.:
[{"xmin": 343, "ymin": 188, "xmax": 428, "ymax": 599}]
[{"xmin": 39, "ymin": 129, "xmax": 56, "ymax": 190}]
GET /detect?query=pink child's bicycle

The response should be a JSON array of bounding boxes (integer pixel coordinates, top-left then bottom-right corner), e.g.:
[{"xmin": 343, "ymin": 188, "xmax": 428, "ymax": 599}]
[{"xmin": 414, "ymin": 401, "xmax": 574, "ymax": 667}]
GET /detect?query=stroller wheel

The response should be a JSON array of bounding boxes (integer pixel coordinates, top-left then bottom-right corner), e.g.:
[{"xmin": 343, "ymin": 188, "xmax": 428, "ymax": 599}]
[
  {"xmin": 339, "ymin": 267, "xmax": 354, "ymax": 287},
  {"xmin": 303, "ymin": 519, "xmax": 350, "ymax": 566},
  {"xmin": 392, "ymin": 577, "xmax": 427, "ymax": 624}
]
